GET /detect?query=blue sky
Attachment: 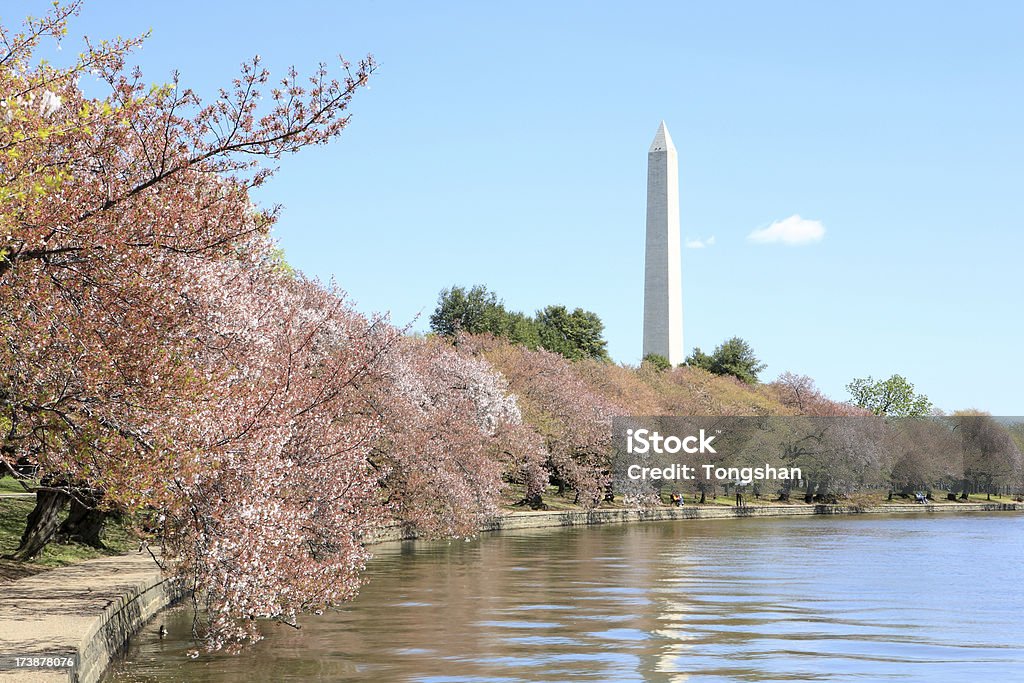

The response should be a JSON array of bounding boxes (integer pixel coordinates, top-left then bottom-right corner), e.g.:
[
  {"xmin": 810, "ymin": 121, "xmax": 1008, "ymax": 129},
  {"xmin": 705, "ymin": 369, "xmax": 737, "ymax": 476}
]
[{"xmin": 35, "ymin": 1, "xmax": 1024, "ymax": 413}]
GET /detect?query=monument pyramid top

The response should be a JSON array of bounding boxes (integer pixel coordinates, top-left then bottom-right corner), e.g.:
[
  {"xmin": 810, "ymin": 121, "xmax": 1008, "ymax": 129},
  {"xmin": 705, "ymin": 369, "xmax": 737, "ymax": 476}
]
[{"xmin": 649, "ymin": 121, "xmax": 675, "ymax": 153}]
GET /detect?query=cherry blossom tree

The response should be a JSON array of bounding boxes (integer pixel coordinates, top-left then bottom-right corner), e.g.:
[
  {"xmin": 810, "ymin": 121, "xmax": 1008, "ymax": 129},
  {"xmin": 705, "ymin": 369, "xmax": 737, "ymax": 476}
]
[
  {"xmin": 771, "ymin": 373, "xmax": 868, "ymax": 417},
  {"xmin": 951, "ymin": 413, "xmax": 1024, "ymax": 499},
  {"xmin": 372, "ymin": 336, "xmax": 539, "ymax": 538},
  {"xmin": 1, "ymin": 1, "xmax": 386, "ymax": 649},
  {"xmin": 473, "ymin": 336, "xmax": 616, "ymax": 507},
  {"xmin": 2, "ymin": 0, "xmax": 374, "ymax": 550},
  {"xmin": 886, "ymin": 418, "xmax": 961, "ymax": 497},
  {"xmin": 154, "ymin": 255, "xmax": 396, "ymax": 650}
]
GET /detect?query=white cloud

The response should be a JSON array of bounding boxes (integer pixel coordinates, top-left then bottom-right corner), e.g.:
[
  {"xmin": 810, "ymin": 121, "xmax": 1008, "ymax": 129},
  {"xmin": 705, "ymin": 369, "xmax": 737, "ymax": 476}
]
[
  {"xmin": 747, "ymin": 215, "xmax": 825, "ymax": 245},
  {"xmin": 685, "ymin": 235, "xmax": 716, "ymax": 249}
]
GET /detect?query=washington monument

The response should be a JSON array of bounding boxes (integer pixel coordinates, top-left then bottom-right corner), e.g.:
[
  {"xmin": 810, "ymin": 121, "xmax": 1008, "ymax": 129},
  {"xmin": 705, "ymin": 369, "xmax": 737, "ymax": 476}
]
[{"xmin": 642, "ymin": 121, "xmax": 684, "ymax": 366}]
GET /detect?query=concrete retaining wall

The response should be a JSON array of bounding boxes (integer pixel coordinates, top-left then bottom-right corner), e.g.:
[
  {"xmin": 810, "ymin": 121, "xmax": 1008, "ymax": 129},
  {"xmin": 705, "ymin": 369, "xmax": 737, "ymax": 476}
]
[
  {"xmin": 369, "ymin": 501, "xmax": 1021, "ymax": 543},
  {"xmin": 0, "ymin": 552, "xmax": 183, "ymax": 683},
  {"xmin": 74, "ymin": 563, "xmax": 183, "ymax": 683}
]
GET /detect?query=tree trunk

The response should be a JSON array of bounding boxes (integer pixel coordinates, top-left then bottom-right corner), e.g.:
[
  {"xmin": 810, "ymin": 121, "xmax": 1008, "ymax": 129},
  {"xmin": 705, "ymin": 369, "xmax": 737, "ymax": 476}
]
[
  {"xmin": 57, "ymin": 496, "xmax": 106, "ymax": 548},
  {"xmin": 524, "ymin": 492, "xmax": 544, "ymax": 510},
  {"xmin": 7, "ymin": 490, "xmax": 70, "ymax": 561}
]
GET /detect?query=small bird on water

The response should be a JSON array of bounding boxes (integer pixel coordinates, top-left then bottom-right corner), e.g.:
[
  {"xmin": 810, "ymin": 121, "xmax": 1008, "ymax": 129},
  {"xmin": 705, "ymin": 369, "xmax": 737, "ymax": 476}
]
[{"xmin": 158, "ymin": 624, "xmax": 167, "ymax": 639}]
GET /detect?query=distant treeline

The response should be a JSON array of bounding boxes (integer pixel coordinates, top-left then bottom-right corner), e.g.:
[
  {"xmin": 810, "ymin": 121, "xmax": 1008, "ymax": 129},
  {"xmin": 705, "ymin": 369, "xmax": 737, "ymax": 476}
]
[{"xmin": 430, "ymin": 285, "xmax": 610, "ymax": 361}]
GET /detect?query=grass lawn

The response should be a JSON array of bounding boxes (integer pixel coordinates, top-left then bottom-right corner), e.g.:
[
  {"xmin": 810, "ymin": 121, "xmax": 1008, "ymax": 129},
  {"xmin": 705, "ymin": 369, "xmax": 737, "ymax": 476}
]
[
  {"xmin": 0, "ymin": 476, "xmax": 36, "ymax": 494},
  {"xmin": 0, "ymin": 496, "xmax": 139, "ymax": 581},
  {"xmin": 500, "ymin": 483, "xmax": 1022, "ymax": 513},
  {"xmin": 500, "ymin": 481, "xmax": 840, "ymax": 511},
  {"xmin": 962, "ymin": 492, "xmax": 1020, "ymax": 503}
]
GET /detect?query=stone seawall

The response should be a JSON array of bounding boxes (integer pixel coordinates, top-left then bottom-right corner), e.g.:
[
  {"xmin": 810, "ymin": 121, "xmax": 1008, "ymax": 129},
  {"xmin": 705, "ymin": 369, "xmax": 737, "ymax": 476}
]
[
  {"xmin": 0, "ymin": 552, "xmax": 183, "ymax": 683},
  {"xmin": 369, "ymin": 501, "xmax": 1021, "ymax": 543}
]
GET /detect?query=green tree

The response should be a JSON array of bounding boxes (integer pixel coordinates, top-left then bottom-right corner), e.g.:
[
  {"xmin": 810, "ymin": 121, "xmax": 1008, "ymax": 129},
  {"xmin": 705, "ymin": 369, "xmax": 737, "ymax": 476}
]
[
  {"xmin": 429, "ymin": 285, "xmax": 508, "ymax": 337},
  {"xmin": 686, "ymin": 337, "xmax": 766, "ymax": 384},
  {"xmin": 846, "ymin": 375, "xmax": 933, "ymax": 417},
  {"xmin": 642, "ymin": 353, "xmax": 671, "ymax": 372},
  {"xmin": 685, "ymin": 347, "xmax": 713, "ymax": 371},
  {"xmin": 535, "ymin": 305, "xmax": 610, "ymax": 361},
  {"xmin": 504, "ymin": 310, "xmax": 542, "ymax": 349},
  {"xmin": 429, "ymin": 286, "xmax": 609, "ymax": 360}
]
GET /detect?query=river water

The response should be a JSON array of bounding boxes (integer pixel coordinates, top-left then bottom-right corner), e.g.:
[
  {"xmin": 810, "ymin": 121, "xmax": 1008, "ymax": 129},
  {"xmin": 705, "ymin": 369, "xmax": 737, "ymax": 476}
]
[{"xmin": 105, "ymin": 513, "xmax": 1024, "ymax": 682}]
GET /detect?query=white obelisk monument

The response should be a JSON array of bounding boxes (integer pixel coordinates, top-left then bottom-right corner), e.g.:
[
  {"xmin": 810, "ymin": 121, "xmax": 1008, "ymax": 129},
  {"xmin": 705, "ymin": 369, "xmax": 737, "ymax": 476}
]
[{"xmin": 642, "ymin": 121, "xmax": 684, "ymax": 366}]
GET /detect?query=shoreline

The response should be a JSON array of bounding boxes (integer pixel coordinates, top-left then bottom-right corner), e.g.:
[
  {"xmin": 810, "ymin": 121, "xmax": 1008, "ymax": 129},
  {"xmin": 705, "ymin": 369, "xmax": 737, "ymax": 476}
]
[
  {"xmin": 2, "ymin": 501, "xmax": 1018, "ymax": 682},
  {"xmin": 368, "ymin": 500, "xmax": 1022, "ymax": 543}
]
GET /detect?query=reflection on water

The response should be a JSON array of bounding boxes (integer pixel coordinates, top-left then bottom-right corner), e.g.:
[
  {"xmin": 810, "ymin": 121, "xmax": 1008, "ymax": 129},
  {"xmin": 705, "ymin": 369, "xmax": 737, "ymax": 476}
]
[{"xmin": 105, "ymin": 514, "xmax": 1024, "ymax": 682}]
